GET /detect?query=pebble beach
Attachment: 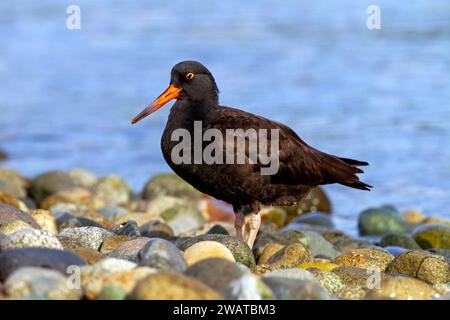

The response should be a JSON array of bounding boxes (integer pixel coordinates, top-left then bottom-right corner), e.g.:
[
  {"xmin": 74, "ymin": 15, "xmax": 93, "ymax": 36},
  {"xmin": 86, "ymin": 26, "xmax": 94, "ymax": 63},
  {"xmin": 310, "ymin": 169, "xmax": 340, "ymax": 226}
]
[{"xmin": 0, "ymin": 167, "xmax": 448, "ymax": 300}]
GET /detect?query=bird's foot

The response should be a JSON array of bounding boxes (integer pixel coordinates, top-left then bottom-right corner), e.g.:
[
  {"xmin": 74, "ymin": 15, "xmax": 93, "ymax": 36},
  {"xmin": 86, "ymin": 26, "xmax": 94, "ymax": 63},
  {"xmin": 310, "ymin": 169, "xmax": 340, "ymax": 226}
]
[{"xmin": 234, "ymin": 210, "xmax": 245, "ymax": 240}]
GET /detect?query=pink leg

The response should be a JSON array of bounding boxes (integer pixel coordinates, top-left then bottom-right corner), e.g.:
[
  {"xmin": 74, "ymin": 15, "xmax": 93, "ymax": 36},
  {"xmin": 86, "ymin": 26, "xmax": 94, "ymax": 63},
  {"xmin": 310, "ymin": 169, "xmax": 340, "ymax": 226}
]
[
  {"xmin": 234, "ymin": 210, "xmax": 245, "ymax": 240},
  {"xmin": 246, "ymin": 211, "xmax": 261, "ymax": 248}
]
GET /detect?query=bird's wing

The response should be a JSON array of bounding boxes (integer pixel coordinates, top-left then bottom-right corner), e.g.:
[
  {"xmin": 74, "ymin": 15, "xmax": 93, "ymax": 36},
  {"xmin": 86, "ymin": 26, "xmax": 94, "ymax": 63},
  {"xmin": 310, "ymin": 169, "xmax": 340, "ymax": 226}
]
[{"xmin": 206, "ymin": 106, "xmax": 371, "ymax": 190}]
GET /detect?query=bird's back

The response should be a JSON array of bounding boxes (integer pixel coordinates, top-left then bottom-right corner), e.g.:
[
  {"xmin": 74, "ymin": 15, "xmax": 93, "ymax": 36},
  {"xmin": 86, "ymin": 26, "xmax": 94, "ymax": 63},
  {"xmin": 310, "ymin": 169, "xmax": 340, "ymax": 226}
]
[{"xmin": 161, "ymin": 104, "xmax": 371, "ymax": 207}]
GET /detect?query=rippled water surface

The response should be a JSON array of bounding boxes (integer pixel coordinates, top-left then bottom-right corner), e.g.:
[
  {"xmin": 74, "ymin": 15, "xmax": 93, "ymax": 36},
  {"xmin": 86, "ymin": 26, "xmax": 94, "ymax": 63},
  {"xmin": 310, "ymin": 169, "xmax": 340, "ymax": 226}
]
[{"xmin": 1, "ymin": 1, "xmax": 449, "ymax": 232}]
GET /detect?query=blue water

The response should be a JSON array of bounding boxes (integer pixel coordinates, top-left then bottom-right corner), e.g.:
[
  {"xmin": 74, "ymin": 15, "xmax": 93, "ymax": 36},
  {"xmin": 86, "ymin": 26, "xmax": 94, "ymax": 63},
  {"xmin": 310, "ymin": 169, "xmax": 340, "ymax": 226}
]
[{"xmin": 1, "ymin": 1, "xmax": 449, "ymax": 232}]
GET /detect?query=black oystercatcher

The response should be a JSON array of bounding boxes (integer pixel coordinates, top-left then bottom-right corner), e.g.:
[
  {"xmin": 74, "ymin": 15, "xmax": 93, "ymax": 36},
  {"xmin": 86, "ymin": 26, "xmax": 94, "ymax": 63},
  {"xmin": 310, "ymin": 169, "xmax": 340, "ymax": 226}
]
[{"xmin": 132, "ymin": 61, "xmax": 371, "ymax": 248}]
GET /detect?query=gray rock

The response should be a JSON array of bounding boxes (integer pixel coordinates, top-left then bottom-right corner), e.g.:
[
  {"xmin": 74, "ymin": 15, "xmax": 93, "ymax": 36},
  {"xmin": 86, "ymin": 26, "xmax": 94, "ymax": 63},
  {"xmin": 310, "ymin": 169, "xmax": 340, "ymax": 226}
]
[
  {"xmin": 358, "ymin": 206, "xmax": 411, "ymax": 236},
  {"xmin": 161, "ymin": 204, "xmax": 206, "ymax": 235},
  {"xmin": 139, "ymin": 220, "xmax": 174, "ymax": 239},
  {"xmin": 56, "ymin": 213, "xmax": 103, "ymax": 230},
  {"xmin": 111, "ymin": 220, "xmax": 140, "ymax": 237},
  {"xmin": 4, "ymin": 267, "xmax": 82, "ymax": 299},
  {"xmin": 302, "ymin": 230, "xmax": 341, "ymax": 259},
  {"xmin": 263, "ymin": 277, "xmax": 330, "ymax": 300},
  {"xmin": 0, "ymin": 248, "xmax": 86, "ymax": 281},
  {"xmin": 137, "ymin": 238, "xmax": 187, "ymax": 272},
  {"xmin": 185, "ymin": 258, "xmax": 243, "ymax": 293}
]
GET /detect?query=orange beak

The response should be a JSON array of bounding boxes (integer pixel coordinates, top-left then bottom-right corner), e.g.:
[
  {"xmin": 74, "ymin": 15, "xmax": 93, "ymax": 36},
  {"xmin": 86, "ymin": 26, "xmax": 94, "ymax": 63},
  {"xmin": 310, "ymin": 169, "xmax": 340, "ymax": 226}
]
[{"xmin": 131, "ymin": 84, "xmax": 182, "ymax": 124}]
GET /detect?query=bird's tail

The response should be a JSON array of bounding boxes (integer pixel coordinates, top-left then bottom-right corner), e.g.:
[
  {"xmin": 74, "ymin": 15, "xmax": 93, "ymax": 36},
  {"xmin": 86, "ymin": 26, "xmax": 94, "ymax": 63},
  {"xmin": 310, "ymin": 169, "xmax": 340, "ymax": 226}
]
[{"xmin": 322, "ymin": 155, "xmax": 372, "ymax": 191}]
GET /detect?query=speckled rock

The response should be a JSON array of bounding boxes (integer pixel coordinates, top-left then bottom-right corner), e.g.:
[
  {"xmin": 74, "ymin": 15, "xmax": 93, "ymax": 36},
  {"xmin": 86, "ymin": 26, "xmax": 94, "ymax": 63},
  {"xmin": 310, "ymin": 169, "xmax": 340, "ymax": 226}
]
[
  {"xmin": 224, "ymin": 274, "xmax": 275, "ymax": 300},
  {"xmin": 110, "ymin": 220, "xmax": 140, "ymax": 237},
  {"xmin": 184, "ymin": 241, "xmax": 235, "ymax": 266},
  {"xmin": 139, "ymin": 220, "xmax": 174, "ymax": 239},
  {"xmin": 160, "ymin": 204, "xmax": 206, "ymax": 235},
  {"xmin": 385, "ymin": 250, "xmax": 450, "ymax": 285},
  {"xmin": 332, "ymin": 266, "xmax": 382, "ymax": 288},
  {"xmin": 260, "ymin": 206, "xmax": 287, "ymax": 228},
  {"xmin": 358, "ymin": 206, "xmax": 411, "ymax": 236},
  {"xmin": 263, "ymin": 277, "xmax": 330, "ymax": 300},
  {"xmin": 29, "ymin": 171, "xmax": 80, "ymax": 204},
  {"xmin": 93, "ymin": 176, "xmax": 131, "ymax": 205},
  {"xmin": 4, "ymin": 267, "xmax": 82, "ymax": 300},
  {"xmin": 58, "ymin": 226, "xmax": 113, "ymax": 250},
  {"xmin": 30, "ymin": 209, "xmax": 58, "ymax": 234},
  {"xmin": 0, "ymin": 220, "xmax": 34, "ymax": 235},
  {"xmin": 379, "ymin": 233, "xmax": 420, "ymax": 249},
  {"xmin": 334, "ymin": 248, "xmax": 394, "ymax": 271},
  {"xmin": 0, "ymin": 204, "xmax": 40, "ymax": 229},
  {"xmin": 176, "ymin": 234, "xmax": 256, "ymax": 271},
  {"xmin": 0, "ymin": 248, "xmax": 86, "ymax": 281},
  {"xmin": 141, "ymin": 173, "xmax": 203, "ymax": 200},
  {"xmin": 130, "ymin": 272, "xmax": 222, "ymax": 300},
  {"xmin": 366, "ymin": 276, "xmax": 440, "ymax": 300},
  {"xmin": 185, "ymin": 258, "xmax": 244, "ymax": 294},
  {"xmin": 41, "ymin": 187, "xmax": 104, "ymax": 210},
  {"xmin": 137, "ymin": 238, "xmax": 187, "ymax": 272},
  {"xmin": 107, "ymin": 237, "xmax": 151, "ymax": 261},
  {"xmin": 336, "ymin": 285, "xmax": 369, "ymax": 300},
  {"xmin": 1, "ymin": 229, "xmax": 63, "ymax": 251},
  {"xmin": 266, "ymin": 243, "xmax": 313, "ymax": 269},
  {"xmin": 412, "ymin": 224, "xmax": 450, "ymax": 249},
  {"xmin": 100, "ymin": 235, "xmax": 132, "ymax": 254},
  {"xmin": 308, "ymin": 268, "xmax": 345, "ymax": 295}
]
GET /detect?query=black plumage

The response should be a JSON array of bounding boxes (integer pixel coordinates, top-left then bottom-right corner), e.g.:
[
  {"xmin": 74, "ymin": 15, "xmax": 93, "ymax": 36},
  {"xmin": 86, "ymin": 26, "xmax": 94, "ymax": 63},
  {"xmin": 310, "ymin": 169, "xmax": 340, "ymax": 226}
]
[{"xmin": 132, "ymin": 61, "xmax": 371, "ymax": 247}]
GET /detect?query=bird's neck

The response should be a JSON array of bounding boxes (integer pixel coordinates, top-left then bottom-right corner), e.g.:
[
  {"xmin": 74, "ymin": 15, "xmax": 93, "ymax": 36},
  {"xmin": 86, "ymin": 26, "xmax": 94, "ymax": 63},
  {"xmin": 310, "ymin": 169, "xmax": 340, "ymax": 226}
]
[{"xmin": 169, "ymin": 99, "xmax": 219, "ymax": 128}]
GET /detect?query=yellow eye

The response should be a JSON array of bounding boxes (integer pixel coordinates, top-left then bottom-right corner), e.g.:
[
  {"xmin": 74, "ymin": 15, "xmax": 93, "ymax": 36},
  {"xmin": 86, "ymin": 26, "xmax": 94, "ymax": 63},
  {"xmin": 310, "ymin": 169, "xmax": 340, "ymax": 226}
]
[{"xmin": 185, "ymin": 72, "xmax": 195, "ymax": 80}]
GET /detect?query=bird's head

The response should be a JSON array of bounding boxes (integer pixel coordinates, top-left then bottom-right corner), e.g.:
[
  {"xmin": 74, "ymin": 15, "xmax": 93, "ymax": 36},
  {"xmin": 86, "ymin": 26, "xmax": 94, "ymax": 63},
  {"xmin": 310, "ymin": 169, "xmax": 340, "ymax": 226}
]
[{"xmin": 131, "ymin": 60, "xmax": 219, "ymax": 124}]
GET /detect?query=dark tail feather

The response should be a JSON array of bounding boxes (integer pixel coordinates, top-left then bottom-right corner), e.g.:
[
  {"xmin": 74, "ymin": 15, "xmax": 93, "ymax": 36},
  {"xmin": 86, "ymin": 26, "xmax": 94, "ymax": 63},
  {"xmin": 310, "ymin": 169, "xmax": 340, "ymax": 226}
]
[
  {"xmin": 338, "ymin": 157, "xmax": 369, "ymax": 167},
  {"xmin": 322, "ymin": 154, "xmax": 372, "ymax": 191}
]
